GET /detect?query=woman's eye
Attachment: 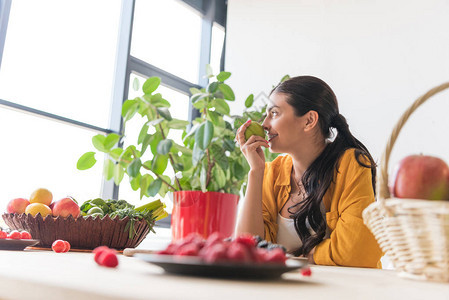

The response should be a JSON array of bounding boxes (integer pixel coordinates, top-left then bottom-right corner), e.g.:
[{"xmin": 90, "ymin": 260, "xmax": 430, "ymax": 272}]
[{"xmin": 271, "ymin": 111, "xmax": 278, "ymax": 117}]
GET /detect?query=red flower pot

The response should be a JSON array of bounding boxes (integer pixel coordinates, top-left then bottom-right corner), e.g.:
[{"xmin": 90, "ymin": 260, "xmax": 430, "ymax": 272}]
[{"xmin": 171, "ymin": 191, "xmax": 239, "ymax": 241}]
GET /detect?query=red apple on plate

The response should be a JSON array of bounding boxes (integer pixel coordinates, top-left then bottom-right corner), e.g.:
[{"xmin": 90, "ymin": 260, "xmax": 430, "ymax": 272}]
[
  {"xmin": 6, "ymin": 198, "xmax": 30, "ymax": 214},
  {"xmin": 391, "ymin": 154, "xmax": 449, "ymax": 200},
  {"xmin": 52, "ymin": 197, "xmax": 80, "ymax": 218}
]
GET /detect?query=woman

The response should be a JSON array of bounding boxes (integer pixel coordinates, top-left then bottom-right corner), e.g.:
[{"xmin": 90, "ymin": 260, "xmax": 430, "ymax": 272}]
[{"xmin": 235, "ymin": 76, "xmax": 382, "ymax": 268}]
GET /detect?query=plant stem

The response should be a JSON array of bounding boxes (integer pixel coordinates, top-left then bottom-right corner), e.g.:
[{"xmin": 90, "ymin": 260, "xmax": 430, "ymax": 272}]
[
  {"xmin": 205, "ymin": 149, "xmax": 215, "ymax": 188},
  {"xmin": 141, "ymin": 164, "xmax": 177, "ymax": 192}
]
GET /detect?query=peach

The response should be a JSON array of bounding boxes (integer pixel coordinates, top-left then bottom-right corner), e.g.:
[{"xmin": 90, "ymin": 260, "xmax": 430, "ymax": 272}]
[
  {"xmin": 52, "ymin": 197, "xmax": 80, "ymax": 218},
  {"xmin": 6, "ymin": 198, "xmax": 30, "ymax": 214}
]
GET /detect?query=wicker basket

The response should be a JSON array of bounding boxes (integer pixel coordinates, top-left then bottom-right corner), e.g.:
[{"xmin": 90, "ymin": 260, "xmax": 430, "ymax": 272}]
[
  {"xmin": 2, "ymin": 213, "xmax": 152, "ymax": 250},
  {"xmin": 363, "ymin": 82, "xmax": 449, "ymax": 282}
]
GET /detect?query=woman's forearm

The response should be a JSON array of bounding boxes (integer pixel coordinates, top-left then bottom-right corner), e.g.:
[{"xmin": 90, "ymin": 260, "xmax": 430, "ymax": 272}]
[{"xmin": 235, "ymin": 170, "xmax": 265, "ymax": 237}]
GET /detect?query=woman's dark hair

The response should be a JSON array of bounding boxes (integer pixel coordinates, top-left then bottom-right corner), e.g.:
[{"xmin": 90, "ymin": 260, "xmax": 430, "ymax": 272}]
[{"xmin": 270, "ymin": 75, "xmax": 376, "ymax": 257}]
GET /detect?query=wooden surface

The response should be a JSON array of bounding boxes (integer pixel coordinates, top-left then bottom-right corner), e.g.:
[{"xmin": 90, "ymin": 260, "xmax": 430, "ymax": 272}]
[{"xmin": 0, "ymin": 249, "xmax": 448, "ymax": 300}]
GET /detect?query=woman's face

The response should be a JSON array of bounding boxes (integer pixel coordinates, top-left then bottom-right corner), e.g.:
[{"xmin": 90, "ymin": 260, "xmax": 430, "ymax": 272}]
[{"xmin": 262, "ymin": 92, "xmax": 307, "ymax": 154}]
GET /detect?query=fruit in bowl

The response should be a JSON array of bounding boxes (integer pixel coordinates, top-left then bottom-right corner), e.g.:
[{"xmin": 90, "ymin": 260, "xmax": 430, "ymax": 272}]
[
  {"xmin": 52, "ymin": 197, "xmax": 80, "ymax": 218},
  {"xmin": 391, "ymin": 154, "xmax": 449, "ymax": 200},
  {"xmin": 6, "ymin": 198, "xmax": 30, "ymax": 214}
]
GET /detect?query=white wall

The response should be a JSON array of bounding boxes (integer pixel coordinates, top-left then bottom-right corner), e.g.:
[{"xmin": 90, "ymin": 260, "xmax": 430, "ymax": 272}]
[{"xmin": 225, "ymin": 0, "xmax": 449, "ymax": 178}]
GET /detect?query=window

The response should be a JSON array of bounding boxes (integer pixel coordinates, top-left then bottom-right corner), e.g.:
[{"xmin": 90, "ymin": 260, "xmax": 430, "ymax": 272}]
[
  {"xmin": 0, "ymin": 107, "xmax": 104, "ymax": 205},
  {"xmin": 0, "ymin": 0, "xmax": 227, "ymax": 220},
  {"xmin": 131, "ymin": 0, "xmax": 202, "ymax": 84},
  {"xmin": 0, "ymin": 0, "xmax": 121, "ymax": 128}
]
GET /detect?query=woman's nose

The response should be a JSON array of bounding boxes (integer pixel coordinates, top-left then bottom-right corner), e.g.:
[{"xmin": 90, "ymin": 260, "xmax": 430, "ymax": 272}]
[{"xmin": 262, "ymin": 117, "xmax": 269, "ymax": 131}]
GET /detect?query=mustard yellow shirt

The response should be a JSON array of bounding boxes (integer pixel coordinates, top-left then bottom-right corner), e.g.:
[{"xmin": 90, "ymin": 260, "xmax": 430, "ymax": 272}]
[{"xmin": 262, "ymin": 148, "xmax": 382, "ymax": 268}]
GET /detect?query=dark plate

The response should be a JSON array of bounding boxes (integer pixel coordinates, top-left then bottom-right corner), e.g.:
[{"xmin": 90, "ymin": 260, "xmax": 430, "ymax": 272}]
[
  {"xmin": 0, "ymin": 239, "xmax": 40, "ymax": 251},
  {"xmin": 136, "ymin": 254, "xmax": 307, "ymax": 279}
]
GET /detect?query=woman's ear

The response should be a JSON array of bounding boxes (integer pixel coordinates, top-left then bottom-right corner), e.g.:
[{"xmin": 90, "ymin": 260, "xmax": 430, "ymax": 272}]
[{"xmin": 304, "ymin": 110, "xmax": 319, "ymax": 132}]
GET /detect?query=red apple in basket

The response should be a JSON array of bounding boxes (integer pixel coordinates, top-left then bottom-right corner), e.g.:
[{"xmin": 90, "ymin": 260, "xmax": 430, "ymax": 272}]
[
  {"xmin": 391, "ymin": 154, "xmax": 449, "ymax": 200},
  {"xmin": 52, "ymin": 197, "xmax": 80, "ymax": 218},
  {"xmin": 6, "ymin": 198, "xmax": 30, "ymax": 214}
]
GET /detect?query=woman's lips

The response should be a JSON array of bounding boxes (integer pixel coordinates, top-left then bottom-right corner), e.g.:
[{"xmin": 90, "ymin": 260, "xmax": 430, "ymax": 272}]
[{"xmin": 267, "ymin": 134, "xmax": 278, "ymax": 142}]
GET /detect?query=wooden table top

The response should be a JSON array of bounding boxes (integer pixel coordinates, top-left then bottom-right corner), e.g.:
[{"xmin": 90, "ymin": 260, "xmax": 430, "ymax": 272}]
[{"xmin": 0, "ymin": 249, "xmax": 448, "ymax": 300}]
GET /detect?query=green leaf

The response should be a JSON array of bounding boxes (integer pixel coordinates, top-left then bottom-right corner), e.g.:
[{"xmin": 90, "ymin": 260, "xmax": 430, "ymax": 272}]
[
  {"xmin": 122, "ymin": 99, "xmax": 139, "ymax": 122},
  {"xmin": 138, "ymin": 124, "xmax": 149, "ymax": 145},
  {"xmin": 190, "ymin": 87, "xmax": 202, "ymax": 95},
  {"xmin": 77, "ymin": 152, "xmax": 97, "ymax": 170},
  {"xmin": 109, "ymin": 148, "xmax": 123, "ymax": 161},
  {"xmin": 244, "ymin": 94, "xmax": 254, "ymax": 108},
  {"xmin": 148, "ymin": 118, "xmax": 164, "ymax": 126},
  {"xmin": 104, "ymin": 133, "xmax": 120, "ymax": 151},
  {"xmin": 195, "ymin": 120, "xmax": 214, "ymax": 150},
  {"xmin": 193, "ymin": 99, "xmax": 207, "ymax": 110},
  {"xmin": 113, "ymin": 164, "xmax": 125, "ymax": 185},
  {"xmin": 103, "ymin": 159, "xmax": 114, "ymax": 180},
  {"xmin": 130, "ymin": 173, "xmax": 141, "ymax": 191},
  {"xmin": 148, "ymin": 178, "xmax": 162, "ymax": 197},
  {"xmin": 127, "ymin": 158, "xmax": 141, "ymax": 177},
  {"xmin": 141, "ymin": 134, "xmax": 152, "ymax": 154},
  {"xmin": 207, "ymin": 81, "xmax": 219, "ymax": 93},
  {"xmin": 151, "ymin": 154, "xmax": 168, "ymax": 174},
  {"xmin": 280, "ymin": 74, "xmax": 290, "ymax": 82},
  {"xmin": 166, "ymin": 119, "xmax": 189, "ymax": 130},
  {"xmin": 217, "ymin": 71, "xmax": 231, "ymax": 82},
  {"xmin": 207, "ymin": 110, "xmax": 220, "ymax": 125},
  {"xmin": 192, "ymin": 143, "xmax": 205, "ymax": 167},
  {"xmin": 151, "ymin": 93, "xmax": 171, "ymax": 107},
  {"xmin": 213, "ymin": 166, "xmax": 226, "ymax": 189},
  {"xmin": 132, "ymin": 77, "xmax": 140, "ymax": 91},
  {"xmin": 232, "ymin": 162, "xmax": 245, "ymax": 181},
  {"xmin": 218, "ymin": 84, "xmax": 235, "ymax": 101},
  {"xmin": 156, "ymin": 107, "xmax": 172, "ymax": 121},
  {"xmin": 149, "ymin": 132, "xmax": 163, "ymax": 155},
  {"xmin": 140, "ymin": 174, "xmax": 154, "ymax": 199},
  {"xmin": 210, "ymin": 98, "xmax": 230, "ymax": 115},
  {"xmin": 157, "ymin": 139, "xmax": 173, "ymax": 155},
  {"xmin": 205, "ymin": 64, "xmax": 214, "ymax": 78},
  {"xmin": 223, "ymin": 138, "xmax": 235, "ymax": 152},
  {"xmin": 92, "ymin": 135, "xmax": 107, "ymax": 152},
  {"xmin": 210, "ymin": 144, "xmax": 228, "ymax": 170},
  {"xmin": 191, "ymin": 93, "xmax": 209, "ymax": 104},
  {"xmin": 142, "ymin": 77, "xmax": 161, "ymax": 94}
]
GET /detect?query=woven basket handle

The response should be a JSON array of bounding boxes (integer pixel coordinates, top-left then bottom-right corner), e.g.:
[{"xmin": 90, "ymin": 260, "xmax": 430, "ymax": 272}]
[{"xmin": 378, "ymin": 82, "xmax": 449, "ymax": 203}]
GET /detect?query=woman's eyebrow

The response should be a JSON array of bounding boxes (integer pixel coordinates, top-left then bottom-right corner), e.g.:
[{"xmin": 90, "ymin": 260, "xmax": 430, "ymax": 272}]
[{"xmin": 267, "ymin": 105, "xmax": 280, "ymax": 112}]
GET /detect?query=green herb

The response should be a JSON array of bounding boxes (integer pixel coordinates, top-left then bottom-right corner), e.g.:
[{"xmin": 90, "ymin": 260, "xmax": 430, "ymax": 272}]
[{"xmin": 80, "ymin": 198, "xmax": 167, "ymax": 239}]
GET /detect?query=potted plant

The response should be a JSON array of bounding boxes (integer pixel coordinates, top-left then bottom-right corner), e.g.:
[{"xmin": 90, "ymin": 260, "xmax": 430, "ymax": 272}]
[{"xmin": 77, "ymin": 67, "xmax": 283, "ymax": 240}]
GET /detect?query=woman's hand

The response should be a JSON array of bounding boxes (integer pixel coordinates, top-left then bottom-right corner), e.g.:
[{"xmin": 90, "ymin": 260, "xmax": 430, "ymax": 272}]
[{"xmin": 235, "ymin": 120, "xmax": 269, "ymax": 171}]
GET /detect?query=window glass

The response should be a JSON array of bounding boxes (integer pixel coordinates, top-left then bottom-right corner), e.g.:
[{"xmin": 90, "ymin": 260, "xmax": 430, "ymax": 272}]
[
  {"xmin": 131, "ymin": 0, "xmax": 202, "ymax": 84},
  {"xmin": 210, "ymin": 22, "xmax": 225, "ymax": 74},
  {"xmin": 0, "ymin": 108, "xmax": 104, "ymax": 215},
  {"xmin": 0, "ymin": 0, "xmax": 121, "ymax": 128},
  {"xmin": 119, "ymin": 73, "xmax": 190, "ymax": 211}
]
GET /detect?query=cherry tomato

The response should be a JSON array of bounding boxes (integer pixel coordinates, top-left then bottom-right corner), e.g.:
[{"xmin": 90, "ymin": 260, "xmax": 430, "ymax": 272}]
[
  {"xmin": 52, "ymin": 240, "xmax": 66, "ymax": 253},
  {"xmin": 63, "ymin": 241, "xmax": 71, "ymax": 252},
  {"xmin": 0, "ymin": 231, "xmax": 7, "ymax": 239},
  {"xmin": 8, "ymin": 230, "xmax": 21, "ymax": 239},
  {"xmin": 20, "ymin": 231, "xmax": 32, "ymax": 239}
]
